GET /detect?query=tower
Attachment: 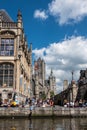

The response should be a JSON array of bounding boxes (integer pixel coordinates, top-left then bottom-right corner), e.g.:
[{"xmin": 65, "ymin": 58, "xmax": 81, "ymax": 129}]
[
  {"xmin": 63, "ymin": 80, "xmax": 68, "ymax": 91},
  {"xmin": 49, "ymin": 69, "xmax": 56, "ymax": 95},
  {"xmin": 34, "ymin": 57, "xmax": 45, "ymax": 86}
]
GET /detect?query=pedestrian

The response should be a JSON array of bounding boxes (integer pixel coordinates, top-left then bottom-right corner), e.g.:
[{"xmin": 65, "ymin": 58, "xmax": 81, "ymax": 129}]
[{"xmin": 28, "ymin": 104, "xmax": 33, "ymax": 119}]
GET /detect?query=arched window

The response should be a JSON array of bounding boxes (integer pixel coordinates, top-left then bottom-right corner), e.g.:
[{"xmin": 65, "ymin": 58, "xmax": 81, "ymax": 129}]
[
  {"xmin": 0, "ymin": 63, "xmax": 14, "ymax": 88},
  {"xmin": 0, "ymin": 38, "xmax": 14, "ymax": 56}
]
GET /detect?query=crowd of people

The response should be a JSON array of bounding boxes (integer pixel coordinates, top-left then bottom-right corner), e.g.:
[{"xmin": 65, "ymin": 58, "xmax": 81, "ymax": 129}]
[
  {"xmin": 25, "ymin": 97, "xmax": 54, "ymax": 109},
  {"xmin": 0, "ymin": 96, "xmax": 54, "ymax": 108},
  {"xmin": 63, "ymin": 99, "xmax": 87, "ymax": 108},
  {"xmin": 0, "ymin": 95, "xmax": 87, "ymax": 109}
]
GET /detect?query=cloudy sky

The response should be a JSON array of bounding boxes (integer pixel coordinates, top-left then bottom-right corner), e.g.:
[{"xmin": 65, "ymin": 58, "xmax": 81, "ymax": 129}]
[{"xmin": 1, "ymin": 0, "xmax": 87, "ymax": 93}]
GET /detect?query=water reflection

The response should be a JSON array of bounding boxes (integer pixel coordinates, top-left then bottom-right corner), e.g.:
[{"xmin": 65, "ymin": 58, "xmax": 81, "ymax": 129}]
[{"xmin": 0, "ymin": 118, "xmax": 87, "ymax": 130}]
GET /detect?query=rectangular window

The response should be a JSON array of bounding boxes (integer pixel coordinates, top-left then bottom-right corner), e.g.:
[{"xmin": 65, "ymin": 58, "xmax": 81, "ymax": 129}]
[
  {"xmin": 0, "ymin": 63, "xmax": 14, "ymax": 88},
  {"xmin": 0, "ymin": 38, "xmax": 14, "ymax": 56}
]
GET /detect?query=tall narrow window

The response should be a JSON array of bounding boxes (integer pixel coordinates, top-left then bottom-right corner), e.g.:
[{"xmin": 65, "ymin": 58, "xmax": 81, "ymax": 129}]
[
  {"xmin": 0, "ymin": 38, "xmax": 14, "ymax": 56},
  {"xmin": 0, "ymin": 63, "xmax": 14, "ymax": 88}
]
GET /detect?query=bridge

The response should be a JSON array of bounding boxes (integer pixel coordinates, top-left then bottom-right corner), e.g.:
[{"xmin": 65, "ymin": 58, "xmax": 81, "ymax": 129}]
[{"xmin": 54, "ymin": 69, "xmax": 87, "ymax": 106}]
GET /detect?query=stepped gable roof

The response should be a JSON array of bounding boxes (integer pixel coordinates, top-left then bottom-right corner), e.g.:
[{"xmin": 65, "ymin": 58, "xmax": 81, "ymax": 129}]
[{"xmin": 0, "ymin": 9, "xmax": 13, "ymax": 22}]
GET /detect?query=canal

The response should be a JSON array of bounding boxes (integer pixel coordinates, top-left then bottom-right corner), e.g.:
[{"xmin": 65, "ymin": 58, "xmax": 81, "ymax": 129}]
[{"xmin": 0, "ymin": 118, "xmax": 87, "ymax": 130}]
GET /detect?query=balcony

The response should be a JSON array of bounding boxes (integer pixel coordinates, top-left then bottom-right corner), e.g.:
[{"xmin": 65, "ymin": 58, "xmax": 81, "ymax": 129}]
[{"xmin": 2, "ymin": 22, "xmax": 17, "ymax": 28}]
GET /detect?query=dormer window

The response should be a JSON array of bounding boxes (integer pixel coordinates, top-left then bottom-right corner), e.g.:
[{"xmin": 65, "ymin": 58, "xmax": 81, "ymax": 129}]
[{"xmin": 0, "ymin": 38, "xmax": 14, "ymax": 56}]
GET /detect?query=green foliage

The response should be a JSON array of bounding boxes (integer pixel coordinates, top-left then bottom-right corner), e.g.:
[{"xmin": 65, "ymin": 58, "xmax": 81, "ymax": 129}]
[
  {"xmin": 41, "ymin": 92, "xmax": 46, "ymax": 100},
  {"xmin": 50, "ymin": 91, "xmax": 54, "ymax": 98}
]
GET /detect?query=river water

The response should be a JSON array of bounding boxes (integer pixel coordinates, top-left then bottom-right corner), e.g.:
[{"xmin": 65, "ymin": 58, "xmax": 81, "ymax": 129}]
[{"xmin": 0, "ymin": 118, "xmax": 87, "ymax": 130}]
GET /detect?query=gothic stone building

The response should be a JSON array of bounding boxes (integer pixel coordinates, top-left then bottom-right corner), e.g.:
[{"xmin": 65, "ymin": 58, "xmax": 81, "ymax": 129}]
[
  {"xmin": 76, "ymin": 69, "xmax": 87, "ymax": 101},
  {"xmin": 54, "ymin": 68, "xmax": 87, "ymax": 105},
  {"xmin": 54, "ymin": 80, "xmax": 78, "ymax": 105},
  {"xmin": 0, "ymin": 10, "xmax": 32, "ymax": 105},
  {"xmin": 32, "ymin": 57, "xmax": 56, "ymax": 99}
]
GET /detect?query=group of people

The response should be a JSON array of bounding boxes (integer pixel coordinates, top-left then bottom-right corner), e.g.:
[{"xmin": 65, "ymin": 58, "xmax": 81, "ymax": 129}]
[
  {"xmin": 24, "ymin": 97, "xmax": 55, "ymax": 109},
  {"xmin": 63, "ymin": 99, "xmax": 87, "ymax": 108},
  {"xmin": 0, "ymin": 95, "xmax": 55, "ymax": 108}
]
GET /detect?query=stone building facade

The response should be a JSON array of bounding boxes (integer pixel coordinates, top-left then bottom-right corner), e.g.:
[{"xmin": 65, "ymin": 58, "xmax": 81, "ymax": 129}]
[
  {"xmin": 54, "ymin": 80, "xmax": 78, "ymax": 105},
  {"xmin": 63, "ymin": 80, "xmax": 68, "ymax": 91},
  {"xmin": 0, "ymin": 10, "xmax": 32, "ymax": 105},
  {"xmin": 54, "ymin": 68, "xmax": 87, "ymax": 105},
  {"xmin": 76, "ymin": 69, "xmax": 87, "ymax": 101},
  {"xmin": 32, "ymin": 57, "xmax": 56, "ymax": 99}
]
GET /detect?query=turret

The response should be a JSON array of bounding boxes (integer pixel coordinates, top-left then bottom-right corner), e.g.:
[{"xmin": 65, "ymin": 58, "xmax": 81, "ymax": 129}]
[
  {"xmin": 0, "ymin": 12, "xmax": 2, "ymax": 27},
  {"xmin": 0, "ymin": 12, "xmax": 2, "ymax": 22},
  {"xmin": 49, "ymin": 69, "xmax": 56, "ymax": 92},
  {"xmin": 50, "ymin": 69, "xmax": 53, "ymax": 77},
  {"xmin": 63, "ymin": 80, "xmax": 68, "ymax": 90},
  {"xmin": 17, "ymin": 9, "xmax": 23, "ymax": 29},
  {"xmin": 30, "ymin": 43, "xmax": 32, "ymax": 52},
  {"xmin": 17, "ymin": 10, "xmax": 23, "ymax": 56}
]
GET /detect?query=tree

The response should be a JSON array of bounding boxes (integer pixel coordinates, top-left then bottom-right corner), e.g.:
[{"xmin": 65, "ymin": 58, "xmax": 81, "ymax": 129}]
[{"xmin": 50, "ymin": 91, "xmax": 54, "ymax": 98}]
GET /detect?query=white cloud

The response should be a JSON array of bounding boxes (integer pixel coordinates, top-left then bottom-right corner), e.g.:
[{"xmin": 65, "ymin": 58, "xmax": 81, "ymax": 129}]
[
  {"xmin": 34, "ymin": 9, "xmax": 48, "ymax": 20},
  {"xmin": 34, "ymin": 0, "xmax": 87, "ymax": 24},
  {"xmin": 33, "ymin": 36, "xmax": 87, "ymax": 93},
  {"xmin": 48, "ymin": 0, "xmax": 87, "ymax": 24},
  {"xmin": 33, "ymin": 48, "xmax": 46, "ymax": 58}
]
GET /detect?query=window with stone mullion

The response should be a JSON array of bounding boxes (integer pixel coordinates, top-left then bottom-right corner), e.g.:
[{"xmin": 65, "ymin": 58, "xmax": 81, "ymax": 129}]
[
  {"xmin": 0, "ymin": 38, "xmax": 14, "ymax": 56},
  {"xmin": 0, "ymin": 63, "xmax": 14, "ymax": 87}
]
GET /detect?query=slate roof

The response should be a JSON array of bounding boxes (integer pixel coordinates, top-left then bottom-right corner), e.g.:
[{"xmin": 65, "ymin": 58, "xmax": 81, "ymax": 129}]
[{"xmin": 0, "ymin": 9, "xmax": 13, "ymax": 22}]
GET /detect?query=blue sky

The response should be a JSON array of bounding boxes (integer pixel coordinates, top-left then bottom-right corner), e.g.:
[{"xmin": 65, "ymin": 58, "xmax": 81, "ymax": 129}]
[{"xmin": 1, "ymin": 0, "xmax": 87, "ymax": 93}]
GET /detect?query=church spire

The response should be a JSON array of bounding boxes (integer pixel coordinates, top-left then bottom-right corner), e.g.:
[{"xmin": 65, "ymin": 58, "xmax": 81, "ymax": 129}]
[
  {"xmin": 17, "ymin": 9, "xmax": 22, "ymax": 21},
  {"xmin": 50, "ymin": 68, "xmax": 53, "ymax": 77}
]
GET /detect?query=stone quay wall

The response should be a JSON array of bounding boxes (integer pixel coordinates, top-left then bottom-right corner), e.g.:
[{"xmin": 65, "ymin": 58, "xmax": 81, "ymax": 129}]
[{"xmin": 0, "ymin": 106, "xmax": 87, "ymax": 118}]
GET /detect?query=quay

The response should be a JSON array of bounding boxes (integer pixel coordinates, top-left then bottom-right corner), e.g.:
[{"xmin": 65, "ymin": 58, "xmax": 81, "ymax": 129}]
[{"xmin": 0, "ymin": 106, "xmax": 87, "ymax": 118}]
